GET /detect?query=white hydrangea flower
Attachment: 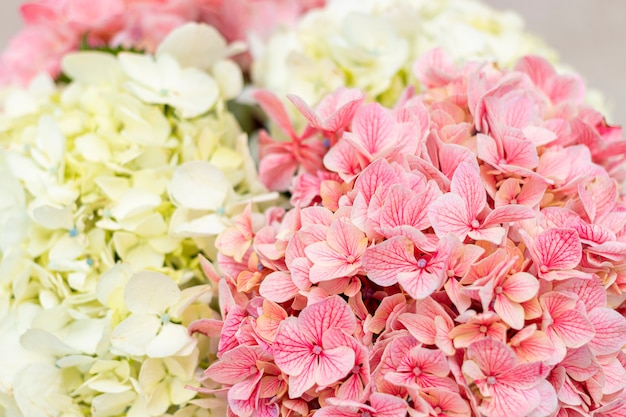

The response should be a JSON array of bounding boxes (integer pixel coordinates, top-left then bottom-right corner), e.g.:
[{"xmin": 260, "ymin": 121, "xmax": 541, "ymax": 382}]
[{"xmin": 0, "ymin": 22, "xmax": 264, "ymax": 417}]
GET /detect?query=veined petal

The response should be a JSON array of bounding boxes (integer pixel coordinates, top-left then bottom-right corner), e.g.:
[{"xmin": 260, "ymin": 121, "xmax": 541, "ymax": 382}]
[
  {"xmin": 315, "ymin": 345, "xmax": 355, "ymax": 386},
  {"xmin": 259, "ymin": 271, "xmax": 299, "ymax": 303},
  {"xmin": 503, "ymin": 272, "xmax": 539, "ymax": 303},
  {"xmin": 449, "ymin": 162, "xmax": 485, "ymax": 220},
  {"xmin": 273, "ymin": 318, "xmax": 314, "ymax": 376},
  {"xmin": 362, "ymin": 236, "xmax": 416, "ymax": 287},
  {"xmin": 428, "ymin": 193, "xmax": 472, "ymax": 240},
  {"xmin": 533, "ymin": 228, "xmax": 581, "ymax": 270},
  {"xmin": 587, "ymin": 308, "xmax": 626, "ymax": 355},
  {"xmin": 467, "ymin": 338, "xmax": 517, "ymax": 376}
]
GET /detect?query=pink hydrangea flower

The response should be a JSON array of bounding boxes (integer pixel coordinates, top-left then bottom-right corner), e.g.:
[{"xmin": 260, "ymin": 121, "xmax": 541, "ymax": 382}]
[{"xmin": 194, "ymin": 49, "xmax": 626, "ymax": 417}]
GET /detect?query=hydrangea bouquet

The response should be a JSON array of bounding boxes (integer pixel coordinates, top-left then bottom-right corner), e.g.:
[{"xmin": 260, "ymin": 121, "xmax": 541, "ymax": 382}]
[{"xmin": 1, "ymin": 1, "xmax": 625, "ymax": 417}]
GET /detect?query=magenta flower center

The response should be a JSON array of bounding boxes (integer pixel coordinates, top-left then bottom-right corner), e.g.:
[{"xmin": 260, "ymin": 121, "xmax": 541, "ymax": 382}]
[
  {"xmin": 539, "ymin": 265, "xmax": 550, "ymax": 273},
  {"xmin": 352, "ymin": 365, "xmax": 361, "ymax": 374},
  {"xmin": 479, "ymin": 325, "xmax": 488, "ymax": 333},
  {"xmin": 471, "ymin": 219, "xmax": 480, "ymax": 229},
  {"xmin": 510, "ymin": 198, "xmax": 517, "ymax": 204},
  {"xmin": 494, "ymin": 286, "xmax": 503, "ymax": 294},
  {"xmin": 362, "ymin": 412, "xmax": 371, "ymax": 417},
  {"xmin": 413, "ymin": 367, "xmax": 422, "ymax": 376},
  {"xmin": 346, "ymin": 255, "xmax": 357, "ymax": 264},
  {"xmin": 486, "ymin": 376, "xmax": 497, "ymax": 385},
  {"xmin": 434, "ymin": 407, "xmax": 442, "ymax": 415},
  {"xmin": 312, "ymin": 345, "xmax": 323, "ymax": 355},
  {"xmin": 447, "ymin": 269, "xmax": 455, "ymax": 277},
  {"xmin": 417, "ymin": 258, "xmax": 428, "ymax": 268}
]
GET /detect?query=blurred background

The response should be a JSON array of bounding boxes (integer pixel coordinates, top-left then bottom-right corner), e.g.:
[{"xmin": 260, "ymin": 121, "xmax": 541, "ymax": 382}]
[{"xmin": 1, "ymin": 0, "xmax": 625, "ymax": 125}]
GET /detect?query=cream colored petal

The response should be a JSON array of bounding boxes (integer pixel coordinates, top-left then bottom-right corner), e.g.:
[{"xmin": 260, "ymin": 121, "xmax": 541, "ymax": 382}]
[
  {"xmin": 124, "ymin": 271, "xmax": 180, "ymax": 314},
  {"xmin": 62, "ymin": 51, "xmax": 124, "ymax": 86},
  {"xmin": 169, "ymin": 161, "xmax": 231, "ymax": 210},
  {"xmin": 145, "ymin": 322, "xmax": 194, "ymax": 358},
  {"xmin": 110, "ymin": 314, "xmax": 161, "ymax": 356},
  {"xmin": 156, "ymin": 23, "xmax": 229, "ymax": 70}
]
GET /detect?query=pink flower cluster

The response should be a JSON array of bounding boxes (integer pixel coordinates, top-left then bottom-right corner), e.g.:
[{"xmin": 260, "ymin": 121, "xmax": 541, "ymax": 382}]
[
  {"xmin": 191, "ymin": 50, "xmax": 626, "ymax": 417},
  {"xmin": 0, "ymin": 0, "xmax": 324, "ymax": 86}
]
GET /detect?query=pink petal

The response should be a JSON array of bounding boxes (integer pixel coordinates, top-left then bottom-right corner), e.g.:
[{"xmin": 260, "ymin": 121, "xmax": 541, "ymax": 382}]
[
  {"xmin": 438, "ymin": 143, "xmax": 477, "ymax": 180},
  {"xmin": 369, "ymin": 392, "xmax": 409, "ymax": 417},
  {"xmin": 253, "ymin": 89, "xmax": 296, "ymax": 138},
  {"xmin": 287, "ymin": 94, "xmax": 322, "ymax": 128},
  {"xmin": 587, "ymin": 307, "xmax": 626, "ymax": 355},
  {"xmin": 316, "ymin": 345, "xmax": 355, "ymax": 387},
  {"xmin": 299, "ymin": 295, "xmax": 357, "ymax": 343},
  {"xmin": 323, "ymin": 139, "xmax": 363, "ymax": 182},
  {"xmin": 449, "ymin": 162, "xmax": 485, "ymax": 220},
  {"xmin": 259, "ymin": 271, "xmax": 299, "ymax": 303},
  {"xmin": 273, "ymin": 318, "xmax": 315, "ymax": 376},
  {"xmin": 207, "ymin": 345, "xmax": 270, "ymax": 385},
  {"xmin": 362, "ymin": 236, "xmax": 416, "ymax": 287},
  {"xmin": 534, "ymin": 228, "xmax": 582, "ymax": 270},
  {"xmin": 503, "ymin": 272, "xmax": 539, "ymax": 303},
  {"xmin": 482, "ymin": 204, "xmax": 536, "ymax": 227},
  {"xmin": 428, "ymin": 193, "xmax": 472, "ymax": 240},
  {"xmin": 259, "ymin": 149, "xmax": 298, "ymax": 191},
  {"xmin": 345, "ymin": 103, "xmax": 397, "ymax": 159},
  {"xmin": 487, "ymin": 384, "xmax": 541, "ymax": 417},
  {"xmin": 467, "ymin": 337, "xmax": 517, "ymax": 376},
  {"xmin": 287, "ymin": 358, "xmax": 317, "ymax": 398},
  {"xmin": 494, "ymin": 295, "xmax": 526, "ymax": 330},
  {"xmin": 413, "ymin": 48, "xmax": 456, "ymax": 88}
]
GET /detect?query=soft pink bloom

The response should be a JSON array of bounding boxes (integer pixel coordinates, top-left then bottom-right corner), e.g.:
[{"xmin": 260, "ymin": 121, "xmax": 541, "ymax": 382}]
[
  {"xmin": 304, "ymin": 218, "xmax": 367, "ymax": 282},
  {"xmin": 462, "ymin": 338, "xmax": 551, "ymax": 417},
  {"xmin": 523, "ymin": 228, "xmax": 588, "ymax": 281},
  {"xmin": 540, "ymin": 291, "xmax": 595, "ymax": 362},
  {"xmin": 429, "ymin": 162, "xmax": 535, "ymax": 244},
  {"xmin": 362, "ymin": 235, "xmax": 453, "ymax": 300},
  {"xmin": 273, "ymin": 296, "xmax": 357, "ymax": 398},
  {"xmin": 448, "ymin": 312, "xmax": 508, "ymax": 349}
]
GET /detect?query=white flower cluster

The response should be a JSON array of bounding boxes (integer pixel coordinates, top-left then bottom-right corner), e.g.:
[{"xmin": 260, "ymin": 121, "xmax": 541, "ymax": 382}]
[
  {"xmin": 0, "ymin": 23, "xmax": 263, "ymax": 417},
  {"xmin": 252, "ymin": 0, "xmax": 558, "ymax": 107}
]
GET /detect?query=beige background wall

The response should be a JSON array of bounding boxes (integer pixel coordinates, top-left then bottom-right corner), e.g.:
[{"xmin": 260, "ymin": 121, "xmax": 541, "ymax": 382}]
[{"xmin": 1, "ymin": 0, "xmax": 625, "ymax": 125}]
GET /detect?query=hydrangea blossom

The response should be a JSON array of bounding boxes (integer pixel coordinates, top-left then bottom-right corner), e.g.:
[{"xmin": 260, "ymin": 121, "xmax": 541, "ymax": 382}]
[
  {"xmin": 0, "ymin": 23, "xmax": 267, "ymax": 416},
  {"xmin": 193, "ymin": 50, "xmax": 626, "ymax": 417}
]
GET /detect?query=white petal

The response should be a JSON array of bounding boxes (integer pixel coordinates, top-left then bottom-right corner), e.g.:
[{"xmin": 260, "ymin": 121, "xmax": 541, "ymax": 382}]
[
  {"xmin": 168, "ymin": 66, "xmax": 220, "ymax": 118},
  {"xmin": 138, "ymin": 358, "xmax": 167, "ymax": 391},
  {"xmin": 124, "ymin": 271, "xmax": 180, "ymax": 314},
  {"xmin": 133, "ymin": 212, "xmax": 168, "ymax": 237},
  {"xmin": 30, "ymin": 201, "xmax": 73, "ymax": 230},
  {"xmin": 169, "ymin": 210, "xmax": 229, "ymax": 237},
  {"xmin": 36, "ymin": 115, "xmax": 66, "ymax": 167},
  {"xmin": 75, "ymin": 133, "xmax": 111, "ymax": 162},
  {"xmin": 20, "ymin": 328, "xmax": 79, "ymax": 356},
  {"xmin": 110, "ymin": 189, "xmax": 161, "ymax": 221},
  {"xmin": 91, "ymin": 391, "xmax": 137, "ymax": 417},
  {"xmin": 62, "ymin": 51, "xmax": 124, "ymax": 85},
  {"xmin": 156, "ymin": 23, "xmax": 229, "ymax": 70},
  {"xmin": 118, "ymin": 52, "xmax": 161, "ymax": 90},
  {"xmin": 110, "ymin": 314, "xmax": 161, "ymax": 356},
  {"xmin": 96, "ymin": 264, "xmax": 134, "ymax": 306},
  {"xmin": 125, "ymin": 243, "xmax": 166, "ymax": 269},
  {"xmin": 169, "ymin": 376, "xmax": 197, "ymax": 405},
  {"xmin": 13, "ymin": 363, "xmax": 75, "ymax": 417},
  {"xmin": 169, "ymin": 161, "xmax": 231, "ymax": 210},
  {"xmin": 212, "ymin": 59, "xmax": 243, "ymax": 100},
  {"xmin": 95, "ymin": 176, "xmax": 130, "ymax": 201},
  {"xmin": 48, "ymin": 234, "xmax": 84, "ymax": 264},
  {"xmin": 146, "ymin": 322, "xmax": 195, "ymax": 358}
]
